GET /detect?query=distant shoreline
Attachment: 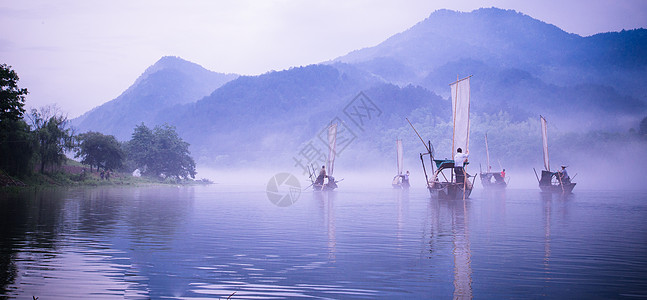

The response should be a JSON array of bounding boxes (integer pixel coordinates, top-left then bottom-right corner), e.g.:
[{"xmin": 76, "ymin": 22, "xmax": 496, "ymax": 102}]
[{"xmin": 0, "ymin": 160, "xmax": 212, "ymax": 190}]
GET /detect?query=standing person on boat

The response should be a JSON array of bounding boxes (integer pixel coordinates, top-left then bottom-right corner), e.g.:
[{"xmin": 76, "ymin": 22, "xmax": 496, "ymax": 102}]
[
  {"xmin": 402, "ymin": 170, "xmax": 411, "ymax": 188},
  {"xmin": 315, "ymin": 165, "xmax": 327, "ymax": 186},
  {"xmin": 454, "ymin": 148, "xmax": 469, "ymax": 184},
  {"xmin": 501, "ymin": 169, "xmax": 505, "ymax": 178}
]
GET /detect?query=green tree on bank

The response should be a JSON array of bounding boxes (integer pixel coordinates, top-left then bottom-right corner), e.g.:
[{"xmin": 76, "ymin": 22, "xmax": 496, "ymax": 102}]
[
  {"xmin": 75, "ymin": 131, "xmax": 124, "ymax": 172},
  {"xmin": 0, "ymin": 64, "xmax": 33, "ymax": 176},
  {"xmin": 27, "ymin": 106, "xmax": 75, "ymax": 173},
  {"xmin": 125, "ymin": 123, "xmax": 196, "ymax": 179}
]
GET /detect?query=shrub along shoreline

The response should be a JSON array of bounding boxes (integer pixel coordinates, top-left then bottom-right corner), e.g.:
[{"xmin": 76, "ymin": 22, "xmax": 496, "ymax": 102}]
[{"xmin": 0, "ymin": 159, "xmax": 212, "ymax": 189}]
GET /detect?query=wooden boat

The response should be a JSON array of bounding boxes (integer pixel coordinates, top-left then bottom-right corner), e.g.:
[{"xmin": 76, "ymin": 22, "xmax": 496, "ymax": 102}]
[
  {"xmin": 409, "ymin": 75, "xmax": 475, "ymax": 199},
  {"xmin": 391, "ymin": 139, "xmax": 410, "ymax": 189},
  {"xmin": 309, "ymin": 123, "xmax": 340, "ymax": 191},
  {"xmin": 479, "ymin": 133, "xmax": 507, "ymax": 188},
  {"xmin": 533, "ymin": 116, "xmax": 576, "ymax": 193}
]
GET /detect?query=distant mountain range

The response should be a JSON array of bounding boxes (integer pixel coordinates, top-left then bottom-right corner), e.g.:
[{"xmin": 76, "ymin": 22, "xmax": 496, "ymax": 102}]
[
  {"xmin": 71, "ymin": 8, "xmax": 647, "ymax": 169},
  {"xmin": 72, "ymin": 56, "xmax": 238, "ymax": 140}
]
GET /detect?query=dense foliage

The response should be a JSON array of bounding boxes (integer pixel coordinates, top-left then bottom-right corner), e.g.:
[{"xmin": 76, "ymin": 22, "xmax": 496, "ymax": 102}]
[
  {"xmin": 27, "ymin": 107, "xmax": 75, "ymax": 173},
  {"xmin": 1, "ymin": 65, "xmax": 75, "ymax": 177},
  {"xmin": 0, "ymin": 64, "xmax": 28, "ymax": 124},
  {"xmin": 125, "ymin": 123, "xmax": 196, "ymax": 179},
  {"xmin": 0, "ymin": 64, "xmax": 32, "ymax": 176},
  {"xmin": 75, "ymin": 131, "xmax": 124, "ymax": 171},
  {"xmin": 0, "ymin": 118, "xmax": 33, "ymax": 176}
]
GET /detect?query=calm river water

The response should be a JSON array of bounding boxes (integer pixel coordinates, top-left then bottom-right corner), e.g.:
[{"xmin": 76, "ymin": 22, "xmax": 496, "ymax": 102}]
[{"xmin": 1, "ymin": 185, "xmax": 646, "ymax": 299}]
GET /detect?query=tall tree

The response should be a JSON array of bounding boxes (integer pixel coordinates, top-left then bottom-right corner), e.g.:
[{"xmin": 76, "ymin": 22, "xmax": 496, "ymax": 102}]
[
  {"xmin": 0, "ymin": 119, "xmax": 34, "ymax": 176},
  {"xmin": 126, "ymin": 123, "xmax": 155, "ymax": 173},
  {"xmin": 0, "ymin": 64, "xmax": 28, "ymax": 124},
  {"xmin": 75, "ymin": 131, "xmax": 124, "ymax": 171},
  {"xmin": 150, "ymin": 124, "xmax": 196, "ymax": 179},
  {"xmin": 0, "ymin": 64, "xmax": 33, "ymax": 176},
  {"xmin": 126, "ymin": 123, "xmax": 196, "ymax": 179},
  {"xmin": 28, "ymin": 106, "xmax": 75, "ymax": 173}
]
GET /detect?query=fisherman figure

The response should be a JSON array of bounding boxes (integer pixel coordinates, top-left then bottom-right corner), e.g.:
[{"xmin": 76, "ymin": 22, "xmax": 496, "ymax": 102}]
[
  {"xmin": 557, "ymin": 165, "xmax": 570, "ymax": 184},
  {"xmin": 315, "ymin": 165, "xmax": 327, "ymax": 187},
  {"xmin": 326, "ymin": 175, "xmax": 338, "ymax": 190},
  {"xmin": 402, "ymin": 170, "xmax": 411, "ymax": 188},
  {"xmin": 454, "ymin": 148, "xmax": 468, "ymax": 184},
  {"xmin": 496, "ymin": 168, "xmax": 505, "ymax": 183}
]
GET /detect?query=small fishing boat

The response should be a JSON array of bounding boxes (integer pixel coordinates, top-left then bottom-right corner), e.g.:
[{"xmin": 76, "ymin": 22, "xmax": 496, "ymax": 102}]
[
  {"xmin": 391, "ymin": 139, "xmax": 410, "ymax": 189},
  {"xmin": 309, "ymin": 123, "xmax": 340, "ymax": 191},
  {"xmin": 479, "ymin": 133, "xmax": 507, "ymax": 188},
  {"xmin": 409, "ymin": 75, "xmax": 475, "ymax": 199},
  {"xmin": 533, "ymin": 116, "xmax": 576, "ymax": 193}
]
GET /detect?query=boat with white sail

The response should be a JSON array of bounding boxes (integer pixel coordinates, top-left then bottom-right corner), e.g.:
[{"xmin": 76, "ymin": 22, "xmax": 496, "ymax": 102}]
[
  {"xmin": 392, "ymin": 139, "xmax": 410, "ymax": 189},
  {"xmin": 309, "ymin": 123, "xmax": 340, "ymax": 191},
  {"xmin": 533, "ymin": 115, "xmax": 576, "ymax": 193},
  {"xmin": 479, "ymin": 133, "xmax": 508, "ymax": 188},
  {"xmin": 411, "ymin": 75, "xmax": 475, "ymax": 199}
]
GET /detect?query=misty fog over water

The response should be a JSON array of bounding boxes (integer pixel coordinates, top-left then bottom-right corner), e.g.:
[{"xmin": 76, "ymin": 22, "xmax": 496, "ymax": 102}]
[
  {"xmin": 2, "ymin": 5, "xmax": 647, "ymax": 299},
  {"xmin": 1, "ymin": 186, "xmax": 646, "ymax": 299}
]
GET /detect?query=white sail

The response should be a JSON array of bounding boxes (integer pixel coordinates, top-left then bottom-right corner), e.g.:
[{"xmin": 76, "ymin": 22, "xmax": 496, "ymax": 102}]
[
  {"xmin": 485, "ymin": 133, "xmax": 490, "ymax": 172},
  {"xmin": 451, "ymin": 76, "xmax": 471, "ymax": 157},
  {"xmin": 396, "ymin": 139, "xmax": 403, "ymax": 175},
  {"xmin": 327, "ymin": 123, "xmax": 338, "ymax": 176},
  {"xmin": 541, "ymin": 115, "xmax": 550, "ymax": 171}
]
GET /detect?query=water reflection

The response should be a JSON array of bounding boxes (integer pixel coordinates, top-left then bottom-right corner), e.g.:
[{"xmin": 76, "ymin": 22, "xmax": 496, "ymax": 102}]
[
  {"xmin": 395, "ymin": 188, "xmax": 409, "ymax": 249},
  {"xmin": 314, "ymin": 191, "xmax": 336, "ymax": 261},
  {"xmin": 0, "ymin": 188, "xmax": 67, "ymax": 295},
  {"xmin": 1, "ymin": 186, "xmax": 645, "ymax": 298},
  {"xmin": 425, "ymin": 197, "xmax": 473, "ymax": 299},
  {"xmin": 451, "ymin": 199, "xmax": 472, "ymax": 300},
  {"xmin": 542, "ymin": 192, "xmax": 552, "ymax": 276},
  {"xmin": 0, "ymin": 187, "xmax": 194, "ymax": 298}
]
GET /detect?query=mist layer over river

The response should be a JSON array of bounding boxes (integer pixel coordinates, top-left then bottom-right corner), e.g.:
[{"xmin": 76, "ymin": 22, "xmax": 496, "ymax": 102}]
[{"xmin": 1, "ymin": 185, "xmax": 646, "ymax": 299}]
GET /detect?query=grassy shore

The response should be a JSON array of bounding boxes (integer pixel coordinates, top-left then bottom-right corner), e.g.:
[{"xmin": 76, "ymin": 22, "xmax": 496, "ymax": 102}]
[{"xmin": 0, "ymin": 159, "xmax": 212, "ymax": 189}]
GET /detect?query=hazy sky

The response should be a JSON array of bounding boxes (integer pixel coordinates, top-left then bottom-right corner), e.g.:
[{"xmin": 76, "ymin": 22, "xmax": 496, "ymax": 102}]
[{"xmin": 1, "ymin": 0, "xmax": 646, "ymax": 118}]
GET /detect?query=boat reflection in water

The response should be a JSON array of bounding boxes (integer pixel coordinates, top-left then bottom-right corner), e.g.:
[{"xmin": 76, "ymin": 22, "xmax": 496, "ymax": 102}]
[
  {"xmin": 315, "ymin": 191, "xmax": 336, "ymax": 262},
  {"xmin": 426, "ymin": 197, "xmax": 473, "ymax": 299}
]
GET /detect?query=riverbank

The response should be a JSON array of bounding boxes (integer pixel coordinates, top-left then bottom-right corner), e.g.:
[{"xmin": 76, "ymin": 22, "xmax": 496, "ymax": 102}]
[{"xmin": 0, "ymin": 160, "xmax": 212, "ymax": 189}]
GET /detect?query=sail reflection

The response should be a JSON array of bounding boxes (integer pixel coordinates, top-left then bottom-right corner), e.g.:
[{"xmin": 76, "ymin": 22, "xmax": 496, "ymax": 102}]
[
  {"xmin": 452, "ymin": 200, "xmax": 472, "ymax": 299},
  {"xmin": 394, "ymin": 188, "xmax": 409, "ymax": 249},
  {"xmin": 425, "ymin": 197, "xmax": 473, "ymax": 299},
  {"xmin": 315, "ymin": 191, "xmax": 336, "ymax": 261},
  {"xmin": 542, "ymin": 192, "xmax": 552, "ymax": 275}
]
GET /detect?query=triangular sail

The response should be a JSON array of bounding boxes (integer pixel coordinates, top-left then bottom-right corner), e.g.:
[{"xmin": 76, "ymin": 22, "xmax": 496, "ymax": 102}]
[
  {"xmin": 327, "ymin": 123, "xmax": 338, "ymax": 176},
  {"xmin": 541, "ymin": 115, "xmax": 550, "ymax": 171},
  {"xmin": 451, "ymin": 76, "xmax": 471, "ymax": 157},
  {"xmin": 396, "ymin": 139, "xmax": 403, "ymax": 175},
  {"xmin": 485, "ymin": 133, "xmax": 490, "ymax": 172}
]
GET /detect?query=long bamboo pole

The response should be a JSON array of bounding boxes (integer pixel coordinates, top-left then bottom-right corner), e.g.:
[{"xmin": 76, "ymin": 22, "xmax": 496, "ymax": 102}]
[
  {"xmin": 452, "ymin": 75, "xmax": 458, "ymax": 159},
  {"xmin": 406, "ymin": 118, "xmax": 430, "ymax": 153},
  {"xmin": 420, "ymin": 153, "xmax": 429, "ymax": 188}
]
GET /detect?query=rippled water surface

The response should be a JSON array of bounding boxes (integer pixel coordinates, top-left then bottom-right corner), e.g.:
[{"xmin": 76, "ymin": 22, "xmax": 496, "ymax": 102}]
[{"xmin": 1, "ymin": 185, "xmax": 646, "ymax": 299}]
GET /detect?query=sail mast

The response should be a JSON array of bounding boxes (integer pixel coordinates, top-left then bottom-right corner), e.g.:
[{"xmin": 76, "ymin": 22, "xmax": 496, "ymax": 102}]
[
  {"xmin": 396, "ymin": 139, "xmax": 403, "ymax": 175},
  {"xmin": 452, "ymin": 75, "xmax": 458, "ymax": 158},
  {"xmin": 540, "ymin": 115, "xmax": 550, "ymax": 172},
  {"xmin": 327, "ymin": 123, "xmax": 338, "ymax": 176},
  {"xmin": 485, "ymin": 133, "xmax": 490, "ymax": 171}
]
